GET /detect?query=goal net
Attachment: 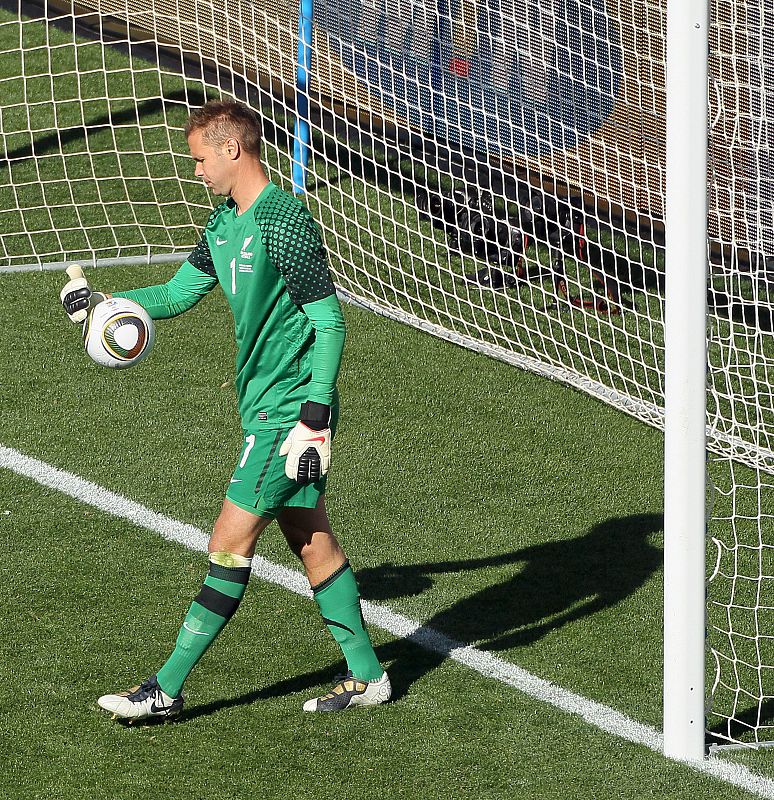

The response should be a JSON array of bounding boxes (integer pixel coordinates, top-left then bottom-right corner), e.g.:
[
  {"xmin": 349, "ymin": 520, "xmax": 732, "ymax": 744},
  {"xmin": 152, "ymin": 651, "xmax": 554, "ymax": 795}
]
[{"xmin": 1, "ymin": 0, "xmax": 772, "ymax": 749}]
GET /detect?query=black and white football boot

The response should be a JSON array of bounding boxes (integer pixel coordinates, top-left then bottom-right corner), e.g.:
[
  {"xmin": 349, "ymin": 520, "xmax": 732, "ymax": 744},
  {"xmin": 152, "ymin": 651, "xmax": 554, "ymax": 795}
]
[
  {"xmin": 303, "ymin": 671, "xmax": 391, "ymax": 712},
  {"xmin": 97, "ymin": 675, "xmax": 183, "ymax": 722}
]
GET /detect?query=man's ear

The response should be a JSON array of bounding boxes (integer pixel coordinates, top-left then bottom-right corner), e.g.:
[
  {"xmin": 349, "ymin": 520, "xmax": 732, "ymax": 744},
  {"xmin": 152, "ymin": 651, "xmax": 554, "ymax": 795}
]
[{"xmin": 224, "ymin": 137, "xmax": 241, "ymax": 160}]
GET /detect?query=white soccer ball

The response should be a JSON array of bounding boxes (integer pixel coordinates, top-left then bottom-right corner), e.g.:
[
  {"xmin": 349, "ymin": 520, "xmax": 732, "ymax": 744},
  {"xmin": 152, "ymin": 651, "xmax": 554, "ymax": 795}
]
[{"xmin": 82, "ymin": 297, "xmax": 155, "ymax": 369}]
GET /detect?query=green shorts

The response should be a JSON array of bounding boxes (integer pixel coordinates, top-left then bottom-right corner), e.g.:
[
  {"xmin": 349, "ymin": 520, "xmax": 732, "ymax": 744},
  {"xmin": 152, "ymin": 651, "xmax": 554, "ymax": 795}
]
[{"xmin": 226, "ymin": 414, "xmax": 337, "ymax": 519}]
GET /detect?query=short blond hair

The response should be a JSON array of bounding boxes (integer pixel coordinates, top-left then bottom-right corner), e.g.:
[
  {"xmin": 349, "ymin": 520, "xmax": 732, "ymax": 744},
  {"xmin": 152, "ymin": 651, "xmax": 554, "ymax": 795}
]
[{"xmin": 185, "ymin": 99, "xmax": 263, "ymax": 156}]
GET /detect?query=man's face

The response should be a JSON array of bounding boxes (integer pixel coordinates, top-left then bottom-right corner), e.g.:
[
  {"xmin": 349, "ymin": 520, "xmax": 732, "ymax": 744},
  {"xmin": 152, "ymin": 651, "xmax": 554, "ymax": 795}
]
[{"xmin": 187, "ymin": 128, "xmax": 236, "ymax": 196}]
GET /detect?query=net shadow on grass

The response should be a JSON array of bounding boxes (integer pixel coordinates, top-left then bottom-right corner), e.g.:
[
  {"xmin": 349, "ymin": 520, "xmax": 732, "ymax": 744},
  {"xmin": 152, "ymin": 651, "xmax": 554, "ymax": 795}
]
[{"xmin": 706, "ymin": 698, "xmax": 774, "ymax": 748}]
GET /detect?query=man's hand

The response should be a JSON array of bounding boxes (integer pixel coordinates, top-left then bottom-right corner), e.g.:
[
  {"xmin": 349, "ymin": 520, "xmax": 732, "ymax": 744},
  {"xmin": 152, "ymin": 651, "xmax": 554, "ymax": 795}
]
[
  {"xmin": 60, "ymin": 264, "xmax": 106, "ymax": 323},
  {"xmin": 280, "ymin": 401, "xmax": 332, "ymax": 483}
]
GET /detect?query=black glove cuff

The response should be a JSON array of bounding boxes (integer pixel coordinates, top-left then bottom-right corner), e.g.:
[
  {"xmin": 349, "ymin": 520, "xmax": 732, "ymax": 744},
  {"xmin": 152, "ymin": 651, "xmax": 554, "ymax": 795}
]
[{"xmin": 300, "ymin": 401, "xmax": 330, "ymax": 431}]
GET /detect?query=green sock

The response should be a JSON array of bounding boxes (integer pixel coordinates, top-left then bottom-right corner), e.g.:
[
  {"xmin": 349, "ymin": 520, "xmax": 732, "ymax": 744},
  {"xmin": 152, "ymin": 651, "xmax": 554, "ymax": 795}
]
[
  {"xmin": 156, "ymin": 554, "xmax": 251, "ymax": 697},
  {"xmin": 312, "ymin": 561, "xmax": 383, "ymax": 681}
]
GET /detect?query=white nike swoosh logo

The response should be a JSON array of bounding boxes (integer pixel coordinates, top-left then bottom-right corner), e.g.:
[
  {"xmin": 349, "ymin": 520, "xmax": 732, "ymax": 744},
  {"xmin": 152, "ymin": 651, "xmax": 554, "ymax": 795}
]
[
  {"xmin": 216, "ymin": 237, "xmax": 228, "ymax": 245},
  {"xmin": 183, "ymin": 621, "xmax": 211, "ymax": 636},
  {"xmin": 230, "ymin": 478, "xmax": 242, "ymax": 483}
]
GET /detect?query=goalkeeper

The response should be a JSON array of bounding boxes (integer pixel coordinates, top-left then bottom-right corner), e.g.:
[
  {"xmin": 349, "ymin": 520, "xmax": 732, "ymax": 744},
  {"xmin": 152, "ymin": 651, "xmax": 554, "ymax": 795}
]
[{"xmin": 61, "ymin": 99, "xmax": 390, "ymax": 720}]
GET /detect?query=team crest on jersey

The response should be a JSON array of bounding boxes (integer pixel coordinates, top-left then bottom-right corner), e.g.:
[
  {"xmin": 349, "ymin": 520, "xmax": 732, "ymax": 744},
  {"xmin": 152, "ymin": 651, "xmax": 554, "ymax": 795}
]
[{"xmin": 241, "ymin": 235, "xmax": 254, "ymax": 259}]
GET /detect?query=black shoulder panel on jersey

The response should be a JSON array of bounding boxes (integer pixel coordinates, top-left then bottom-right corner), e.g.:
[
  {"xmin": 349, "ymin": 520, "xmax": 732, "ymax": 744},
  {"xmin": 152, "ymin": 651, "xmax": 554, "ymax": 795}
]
[
  {"xmin": 187, "ymin": 200, "xmax": 234, "ymax": 278},
  {"xmin": 254, "ymin": 189, "xmax": 336, "ymax": 306},
  {"xmin": 187, "ymin": 235, "xmax": 216, "ymax": 277}
]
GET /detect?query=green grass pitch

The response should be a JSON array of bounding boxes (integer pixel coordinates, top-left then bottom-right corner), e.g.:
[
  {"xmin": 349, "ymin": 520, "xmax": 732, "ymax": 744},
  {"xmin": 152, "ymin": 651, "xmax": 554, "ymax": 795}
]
[
  {"xmin": 0, "ymin": 266, "xmax": 773, "ymax": 799},
  {"xmin": 2, "ymin": 6, "xmax": 774, "ymax": 798}
]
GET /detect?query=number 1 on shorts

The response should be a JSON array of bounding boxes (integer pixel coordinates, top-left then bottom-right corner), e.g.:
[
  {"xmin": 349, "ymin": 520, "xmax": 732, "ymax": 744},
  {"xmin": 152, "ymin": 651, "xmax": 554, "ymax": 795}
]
[{"xmin": 239, "ymin": 433, "xmax": 256, "ymax": 468}]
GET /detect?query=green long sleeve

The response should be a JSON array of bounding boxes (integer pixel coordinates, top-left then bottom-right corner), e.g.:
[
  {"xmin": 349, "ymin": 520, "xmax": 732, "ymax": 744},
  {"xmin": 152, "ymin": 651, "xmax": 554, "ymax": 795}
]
[
  {"xmin": 112, "ymin": 260, "xmax": 217, "ymax": 319},
  {"xmin": 302, "ymin": 294, "xmax": 346, "ymax": 406}
]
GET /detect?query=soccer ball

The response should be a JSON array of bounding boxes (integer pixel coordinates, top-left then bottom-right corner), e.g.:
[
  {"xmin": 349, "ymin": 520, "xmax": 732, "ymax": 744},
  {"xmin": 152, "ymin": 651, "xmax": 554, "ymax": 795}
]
[{"xmin": 82, "ymin": 297, "xmax": 155, "ymax": 369}]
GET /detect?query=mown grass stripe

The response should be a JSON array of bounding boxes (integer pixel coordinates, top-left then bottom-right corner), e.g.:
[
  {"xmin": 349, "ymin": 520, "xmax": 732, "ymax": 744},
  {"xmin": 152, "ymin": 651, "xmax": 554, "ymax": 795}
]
[{"xmin": 1, "ymin": 442, "xmax": 772, "ymax": 799}]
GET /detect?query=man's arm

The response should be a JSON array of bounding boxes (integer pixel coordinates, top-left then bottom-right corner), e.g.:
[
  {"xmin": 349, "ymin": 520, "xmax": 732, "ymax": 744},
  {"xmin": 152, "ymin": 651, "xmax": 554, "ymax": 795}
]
[
  {"xmin": 302, "ymin": 294, "xmax": 346, "ymax": 406},
  {"xmin": 264, "ymin": 202, "xmax": 346, "ymax": 483},
  {"xmin": 113, "ymin": 260, "xmax": 218, "ymax": 319},
  {"xmin": 259, "ymin": 199, "xmax": 345, "ymax": 404},
  {"xmin": 278, "ymin": 293, "xmax": 345, "ymax": 484},
  {"xmin": 61, "ymin": 235, "xmax": 218, "ymax": 322}
]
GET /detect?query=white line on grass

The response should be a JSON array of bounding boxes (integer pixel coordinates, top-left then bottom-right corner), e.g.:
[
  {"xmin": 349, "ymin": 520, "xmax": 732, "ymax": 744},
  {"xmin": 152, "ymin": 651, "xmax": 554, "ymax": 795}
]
[{"xmin": 2, "ymin": 443, "xmax": 772, "ymax": 798}]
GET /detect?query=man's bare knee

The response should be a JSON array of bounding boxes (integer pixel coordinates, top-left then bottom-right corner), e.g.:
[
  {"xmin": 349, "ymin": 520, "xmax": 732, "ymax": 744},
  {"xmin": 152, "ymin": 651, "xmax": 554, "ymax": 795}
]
[
  {"xmin": 210, "ymin": 499, "xmax": 273, "ymax": 558},
  {"xmin": 277, "ymin": 504, "xmax": 346, "ymax": 585},
  {"xmin": 277, "ymin": 518, "xmax": 307, "ymax": 559},
  {"xmin": 278, "ymin": 501, "xmax": 333, "ymax": 554}
]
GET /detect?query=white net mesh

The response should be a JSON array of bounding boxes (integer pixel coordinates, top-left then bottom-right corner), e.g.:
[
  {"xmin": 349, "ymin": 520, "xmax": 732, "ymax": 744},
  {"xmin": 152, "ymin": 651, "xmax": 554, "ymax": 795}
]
[
  {"xmin": 705, "ymin": 1, "xmax": 774, "ymax": 749},
  {"xmin": 1, "ymin": 0, "xmax": 773, "ymax": 747}
]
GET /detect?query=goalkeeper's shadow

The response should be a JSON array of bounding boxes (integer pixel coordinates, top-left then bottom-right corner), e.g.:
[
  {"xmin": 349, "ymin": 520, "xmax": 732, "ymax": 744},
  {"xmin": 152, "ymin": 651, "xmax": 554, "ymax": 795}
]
[
  {"xmin": 357, "ymin": 512, "xmax": 664, "ymax": 696},
  {"xmin": 181, "ymin": 512, "xmax": 663, "ymax": 717}
]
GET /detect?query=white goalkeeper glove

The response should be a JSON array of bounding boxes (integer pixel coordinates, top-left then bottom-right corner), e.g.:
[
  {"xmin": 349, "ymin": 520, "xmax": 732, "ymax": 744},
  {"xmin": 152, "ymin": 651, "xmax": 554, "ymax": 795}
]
[
  {"xmin": 60, "ymin": 264, "xmax": 107, "ymax": 324},
  {"xmin": 280, "ymin": 401, "xmax": 332, "ymax": 484}
]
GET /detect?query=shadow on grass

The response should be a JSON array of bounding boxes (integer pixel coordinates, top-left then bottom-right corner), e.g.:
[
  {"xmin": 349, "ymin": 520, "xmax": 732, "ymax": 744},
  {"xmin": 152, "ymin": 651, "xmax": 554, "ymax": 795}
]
[
  {"xmin": 180, "ymin": 636, "xmax": 450, "ymax": 723},
  {"xmin": 706, "ymin": 699, "xmax": 774, "ymax": 748},
  {"xmin": 359, "ymin": 512, "xmax": 663, "ymax": 652},
  {"xmin": 180, "ymin": 513, "xmax": 662, "ymax": 720},
  {"xmin": 0, "ymin": 88, "xmax": 296, "ymax": 169}
]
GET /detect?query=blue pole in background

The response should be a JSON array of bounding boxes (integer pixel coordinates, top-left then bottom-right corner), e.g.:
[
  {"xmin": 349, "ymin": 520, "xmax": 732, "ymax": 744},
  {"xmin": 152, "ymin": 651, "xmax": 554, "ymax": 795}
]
[{"xmin": 292, "ymin": 0, "xmax": 313, "ymax": 195}]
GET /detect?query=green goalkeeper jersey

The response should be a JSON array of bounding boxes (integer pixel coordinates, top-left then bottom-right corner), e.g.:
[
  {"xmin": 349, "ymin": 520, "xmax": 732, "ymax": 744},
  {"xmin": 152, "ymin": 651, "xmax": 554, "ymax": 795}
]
[{"xmin": 114, "ymin": 182, "xmax": 345, "ymax": 428}]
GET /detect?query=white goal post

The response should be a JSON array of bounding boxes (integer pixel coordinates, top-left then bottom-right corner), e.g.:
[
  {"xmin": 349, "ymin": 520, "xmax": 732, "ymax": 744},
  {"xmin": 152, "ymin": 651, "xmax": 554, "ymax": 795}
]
[
  {"xmin": 663, "ymin": 0, "xmax": 709, "ymax": 761},
  {"xmin": 2, "ymin": 0, "xmax": 774, "ymax": 757}
]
